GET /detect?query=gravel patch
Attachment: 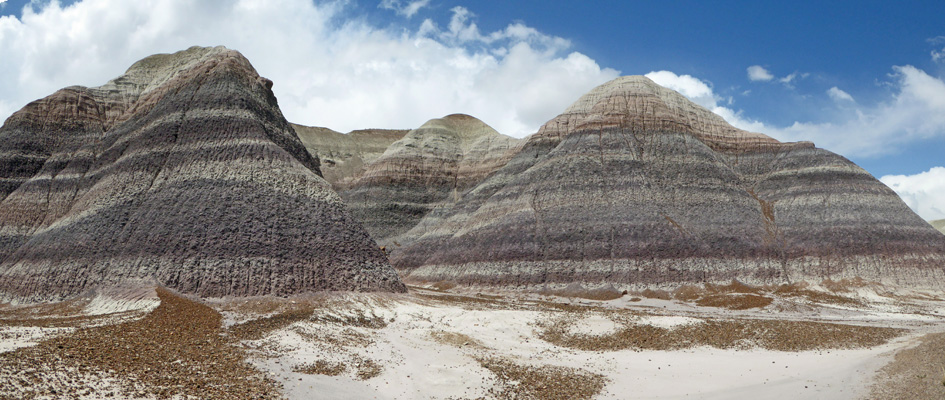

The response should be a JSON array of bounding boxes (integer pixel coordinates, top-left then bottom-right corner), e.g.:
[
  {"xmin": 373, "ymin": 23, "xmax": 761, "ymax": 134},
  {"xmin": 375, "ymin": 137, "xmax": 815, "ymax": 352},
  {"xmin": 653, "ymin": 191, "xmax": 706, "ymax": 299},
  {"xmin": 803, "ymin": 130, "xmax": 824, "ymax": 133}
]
[
  {"xmin": 477, "ymin": 357, "xmax": 606, "ymax": 400},
  {"xmin": 0, "ymin": 288, "xmax": 280, "ymax": 399},
  {"xmin": 540, "ymin": 314, "xmax": 905, "ymax": 352},
  {"xmin": 870, "ymin": 331, "xmax": 945, "ymax": 399}
]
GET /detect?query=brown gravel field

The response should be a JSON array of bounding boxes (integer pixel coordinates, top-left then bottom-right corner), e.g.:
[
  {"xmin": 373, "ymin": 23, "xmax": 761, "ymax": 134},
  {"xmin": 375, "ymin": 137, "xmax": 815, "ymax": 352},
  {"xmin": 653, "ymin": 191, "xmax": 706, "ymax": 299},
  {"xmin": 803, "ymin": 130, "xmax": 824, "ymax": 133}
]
[
  {"xmin": 0, "ymin": 288, "xmax": 280, "ymax": 399},
  {"xmin": 870, "ymin": 331, "xmax": 945, "ymax": 399}
]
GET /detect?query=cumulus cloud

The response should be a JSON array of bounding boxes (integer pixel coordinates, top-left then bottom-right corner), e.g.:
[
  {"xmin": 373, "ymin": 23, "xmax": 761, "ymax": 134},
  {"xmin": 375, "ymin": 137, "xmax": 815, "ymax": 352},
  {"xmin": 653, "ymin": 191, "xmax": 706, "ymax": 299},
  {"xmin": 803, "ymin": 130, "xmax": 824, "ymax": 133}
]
[
  {"xmin": 654, "ymin": 63, "xmax": 945, "ymax": 159},
  {"xmin": 880, "ymin": 167, "xmax": 945, "ymax": 221},
  {"xmin": 768, "ymin": 65, "xmax": 945, "ymax": 157},
  {"xmin": 827, "ymin": 86, "xmax": 854, "ymax": 102},
  {"xmin": 747, "ymin": 65, "xmax": 807, "ymax": 88},
  {"xmin": 644, "ymin": 71, "xmax": 717, "ymax": 108},
  {"xmin": 747, "ymin": 65, "xmax": 773, "ymax": 81},
  {"xmin": 379, "ymin": 0, "xmax": 429, "ymax": 18},
  {"xmin": 0, "ymin": 0, "xmax": 618, "ymax": 137}
]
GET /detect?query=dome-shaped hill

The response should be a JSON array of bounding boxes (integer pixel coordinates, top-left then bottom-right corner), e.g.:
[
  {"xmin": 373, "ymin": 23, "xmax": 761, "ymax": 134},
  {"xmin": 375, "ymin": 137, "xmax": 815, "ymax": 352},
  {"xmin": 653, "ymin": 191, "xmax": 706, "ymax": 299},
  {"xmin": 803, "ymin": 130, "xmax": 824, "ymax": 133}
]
[
  {"xmin": 0, "ymin": 46, "xmax": 405, "ymax": 301},
  {"xmin": 390, "ymin": 76, "xmax": 945, "ymax": 289}
]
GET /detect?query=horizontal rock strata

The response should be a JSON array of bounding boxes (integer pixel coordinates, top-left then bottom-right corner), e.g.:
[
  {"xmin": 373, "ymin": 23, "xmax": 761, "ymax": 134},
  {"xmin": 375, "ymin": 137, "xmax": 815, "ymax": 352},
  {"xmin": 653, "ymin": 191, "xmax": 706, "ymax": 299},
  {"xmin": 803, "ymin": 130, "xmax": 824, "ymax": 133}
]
[
  {"xmin": 392, "ymin": 76, "xmax": 945, "ymax": 288},
  {"xmin": 338, "ymin": 114, "xmax": 522, "ymax": 246},
  {"xmin": 0, "ymin": 46, "xmax": 404, "ymax": 302},
  {"xmin": 293, "ymin": 124, "xmax": 407, "ymax": 189}
]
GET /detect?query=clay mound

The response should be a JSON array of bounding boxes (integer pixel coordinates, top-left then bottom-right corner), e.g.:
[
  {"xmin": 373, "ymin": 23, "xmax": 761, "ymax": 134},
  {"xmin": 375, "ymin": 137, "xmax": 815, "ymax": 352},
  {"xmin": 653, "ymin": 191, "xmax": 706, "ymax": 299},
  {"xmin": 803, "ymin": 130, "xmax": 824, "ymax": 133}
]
[
  {"xmin": 339, "ymin": 114, "xmax": 522, "ymax": 246},
  {"xmin": 0, "ymin": 46, "xmax": 405, "ymax": 302},
  {"xmin": 392, "ymin": 76, "xmax": 945, "ymax": 288},
  {"xmin": 293, "ymin": 124, "xmax": 408, "ymax": 189}
]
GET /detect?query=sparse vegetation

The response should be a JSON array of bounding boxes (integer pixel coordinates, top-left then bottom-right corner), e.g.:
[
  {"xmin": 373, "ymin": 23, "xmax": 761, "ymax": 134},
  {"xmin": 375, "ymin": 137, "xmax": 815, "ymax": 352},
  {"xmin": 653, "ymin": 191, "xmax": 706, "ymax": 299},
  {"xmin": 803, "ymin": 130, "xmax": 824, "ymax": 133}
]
[{"xmin": 477, "ymin": 357, "xmax": 607, "ymax": 400}]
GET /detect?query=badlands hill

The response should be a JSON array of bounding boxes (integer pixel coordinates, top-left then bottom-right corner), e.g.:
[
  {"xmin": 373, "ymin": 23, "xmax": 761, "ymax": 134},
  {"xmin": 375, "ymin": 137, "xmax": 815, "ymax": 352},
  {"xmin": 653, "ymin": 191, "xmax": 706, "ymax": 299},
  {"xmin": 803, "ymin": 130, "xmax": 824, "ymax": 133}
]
[
  {"xmin": 338, "ymin": 114, "xmax": 522, "ymax": 245},
  {"xmin": 0, "ymin": 46, "xmax": 405, "ymax": 302},
  {"xmin": 385, "ymin": 76, "xmax": 945, "ymax": 288},
  {"xmin": 932, "ymin": 219, "xmax": 945, "ymax": 234},
  {"xmin": 292, "ymin": 124, "xmax": 408, "ymax": 189}
]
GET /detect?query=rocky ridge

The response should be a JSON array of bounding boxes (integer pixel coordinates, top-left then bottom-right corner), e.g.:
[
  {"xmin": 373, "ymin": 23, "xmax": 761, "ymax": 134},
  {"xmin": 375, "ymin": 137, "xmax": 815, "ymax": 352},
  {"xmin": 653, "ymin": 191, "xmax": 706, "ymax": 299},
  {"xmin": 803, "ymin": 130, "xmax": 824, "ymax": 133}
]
[
  {"xmin": 339, "ymin": 114, "xmax": 522, "ymax": 246},
  {"xmin": 391, "ymin": 76, "xmax": 945, "ymax": 288},
  {"xmin": 0, "ymin": 46, "xmax": 405, "ymax": 302}
]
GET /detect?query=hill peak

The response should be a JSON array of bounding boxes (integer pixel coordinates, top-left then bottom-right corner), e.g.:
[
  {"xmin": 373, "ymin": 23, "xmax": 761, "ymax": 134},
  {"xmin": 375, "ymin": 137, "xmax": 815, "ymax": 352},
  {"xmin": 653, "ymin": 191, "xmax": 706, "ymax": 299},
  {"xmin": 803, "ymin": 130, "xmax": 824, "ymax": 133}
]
[{"xmin": 536, "ymin": 75, "xmax": 806, "ymax": 153}]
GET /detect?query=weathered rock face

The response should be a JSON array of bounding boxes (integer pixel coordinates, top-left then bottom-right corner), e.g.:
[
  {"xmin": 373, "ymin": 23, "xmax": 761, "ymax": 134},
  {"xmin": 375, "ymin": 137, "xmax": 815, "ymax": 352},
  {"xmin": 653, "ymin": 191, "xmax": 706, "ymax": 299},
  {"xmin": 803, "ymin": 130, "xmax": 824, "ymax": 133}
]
[
  {"xmin": 392, "ymin": 76, "xmax": 945, "ymax": 288},
  {"xmin": 0, "ymin": 46, "xmax": 405, "ymax": 301},
  {"xmin": 292, "ymin": 124, "xmax": 407, "ymax": 189},
  {"xmin": 338, "ymin": 114, "xmax": 522, "ymax": 246},
  {"xmin": 932, "ymin": 220, "xmax": 945, "ymax": 235}
]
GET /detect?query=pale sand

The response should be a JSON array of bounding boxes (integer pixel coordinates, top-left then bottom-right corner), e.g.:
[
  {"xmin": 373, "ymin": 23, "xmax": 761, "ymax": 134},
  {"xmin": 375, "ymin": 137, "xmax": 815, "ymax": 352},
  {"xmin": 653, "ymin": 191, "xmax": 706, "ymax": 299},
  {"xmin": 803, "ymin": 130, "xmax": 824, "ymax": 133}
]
[
  {"xmin": 1, "ymin": 285, "xmax": 942, "ymax": 399},
  {"xmin": 235, "ymin": 288, "xmax": 941, "ymax": 400}
]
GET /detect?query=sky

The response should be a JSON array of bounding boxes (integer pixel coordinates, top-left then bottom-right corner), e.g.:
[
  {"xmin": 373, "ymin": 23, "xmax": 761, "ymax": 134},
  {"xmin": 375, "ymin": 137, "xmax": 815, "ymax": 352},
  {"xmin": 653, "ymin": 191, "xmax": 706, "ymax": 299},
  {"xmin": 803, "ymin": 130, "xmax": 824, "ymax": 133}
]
[{"xmin": 1, "ymin": 0, "xmax": 944, "ymax": 221}]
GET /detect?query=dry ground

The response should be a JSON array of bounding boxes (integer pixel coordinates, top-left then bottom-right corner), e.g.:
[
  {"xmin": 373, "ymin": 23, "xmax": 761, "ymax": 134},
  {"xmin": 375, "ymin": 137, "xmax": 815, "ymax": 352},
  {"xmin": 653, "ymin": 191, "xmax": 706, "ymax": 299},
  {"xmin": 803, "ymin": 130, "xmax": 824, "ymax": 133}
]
[{"xmin": 0, "ymin": 280, "xmax": 943, "ymax": 399}]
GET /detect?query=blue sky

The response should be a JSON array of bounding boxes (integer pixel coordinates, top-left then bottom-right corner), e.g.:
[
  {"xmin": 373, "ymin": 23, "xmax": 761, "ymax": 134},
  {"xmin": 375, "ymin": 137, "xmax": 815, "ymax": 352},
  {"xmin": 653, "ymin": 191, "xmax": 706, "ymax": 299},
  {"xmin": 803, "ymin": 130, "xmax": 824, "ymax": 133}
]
[{"xmin": 1, "ymin": 0, "xmax": 944, "ymax": 219}]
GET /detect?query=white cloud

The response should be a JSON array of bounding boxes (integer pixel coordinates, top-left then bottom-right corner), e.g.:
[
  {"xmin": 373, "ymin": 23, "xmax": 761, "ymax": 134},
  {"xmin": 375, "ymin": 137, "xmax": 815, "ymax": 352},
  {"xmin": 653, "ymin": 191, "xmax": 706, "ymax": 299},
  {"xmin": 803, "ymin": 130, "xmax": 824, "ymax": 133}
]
[
  {"xmin": 645, "ymin": 71, "xmax": 717, "ymax": 108},
  {"xmin": 880, "ymin": 167, "xmax": 945, "ymax": 221},
  {"xmin": 379, "ymin": 0, "xmax": 429, "ymax": 18},
  {"xmin": 650, "ymin": 65, "xmax": 945, "ymax": 160},
  {"xmin": 747, "ymin": 65, "xmax": 807, "ymax": 88},
  {"xmin": 0, "ymin": 0, "xmax": 618, "ymax": 137},
  {"xmin": 777, "ymin": 71, "xmax": 809, "ymax": 89},
  {"xmin": 747, "ymin": 65, "xmax": 773, "ymax": 81},
  {"xmin": 826, "ymin": 86, "xmax": 854, "ymax": 102},
  {"xmin": 929, "ymin": 36, "xmax": 945, "ymax": 63},
  {"xmin": 774, "ymin": 65, "xmax": 945, "ymax": 157}
]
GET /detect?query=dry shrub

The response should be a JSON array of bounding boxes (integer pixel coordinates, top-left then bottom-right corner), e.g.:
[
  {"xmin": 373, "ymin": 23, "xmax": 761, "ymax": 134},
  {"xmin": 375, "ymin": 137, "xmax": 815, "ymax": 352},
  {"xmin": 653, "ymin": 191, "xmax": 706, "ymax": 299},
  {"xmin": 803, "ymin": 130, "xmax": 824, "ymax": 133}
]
[
  {"xmin": 294, "ymin": 360, "xmax": 346, "ymax": 376},
  {"xmin": 477, "ymin": 357, "xmax": 606, "ymax": 400}
]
